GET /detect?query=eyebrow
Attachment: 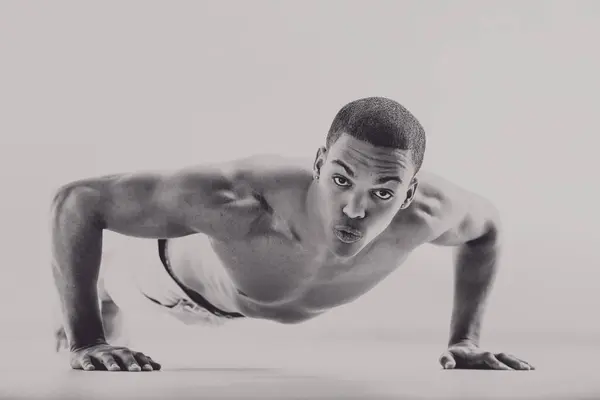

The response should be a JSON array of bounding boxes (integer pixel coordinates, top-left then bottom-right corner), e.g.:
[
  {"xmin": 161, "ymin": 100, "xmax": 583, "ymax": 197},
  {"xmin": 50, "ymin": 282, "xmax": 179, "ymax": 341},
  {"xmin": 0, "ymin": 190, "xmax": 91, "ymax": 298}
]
[
  {"xmin": 376, "ymin": 176, "xmax": 403, "ymax": 184},
  {"xmin": 332, "ymin": 159, "xmax": 403, "ymax": 184},
  {"xmin": 332, "ymin": 159, "xmax": 355, "ymax": 177}
]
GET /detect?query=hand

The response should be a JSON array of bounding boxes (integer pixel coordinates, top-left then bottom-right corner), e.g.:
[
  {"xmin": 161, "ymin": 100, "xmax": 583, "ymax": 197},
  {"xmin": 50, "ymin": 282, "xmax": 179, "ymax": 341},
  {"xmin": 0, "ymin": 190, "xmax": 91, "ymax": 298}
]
[
  {"xmin": 439, "ymin": 341, "xmax": 534, "ymax": 371},
  {"xmin": 70, "ymin": 343, "xmax": 161, "ymax": 372}
]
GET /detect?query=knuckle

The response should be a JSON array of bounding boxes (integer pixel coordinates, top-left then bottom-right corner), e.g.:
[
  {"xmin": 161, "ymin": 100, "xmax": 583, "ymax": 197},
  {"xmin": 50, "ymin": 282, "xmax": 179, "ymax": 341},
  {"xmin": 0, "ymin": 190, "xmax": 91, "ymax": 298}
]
[{"xmin": 114, "ymin": 349, "xmax": 132, "ymax": 358}]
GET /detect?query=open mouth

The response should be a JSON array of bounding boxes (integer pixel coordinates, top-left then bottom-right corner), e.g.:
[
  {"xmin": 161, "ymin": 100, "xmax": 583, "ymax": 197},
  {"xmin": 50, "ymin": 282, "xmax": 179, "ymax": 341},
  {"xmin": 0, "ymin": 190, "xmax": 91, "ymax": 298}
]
[{"xmin": 333, "ymin": 226, "xmax": 363, "ymax": 243}]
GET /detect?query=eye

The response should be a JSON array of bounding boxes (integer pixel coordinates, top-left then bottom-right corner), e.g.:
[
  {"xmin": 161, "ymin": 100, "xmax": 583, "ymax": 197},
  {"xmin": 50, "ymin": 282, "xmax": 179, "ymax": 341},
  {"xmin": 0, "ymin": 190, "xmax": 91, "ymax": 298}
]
[
  {"xmin": 372, "ymin": 189, "xmax": 393, "ymax": 200},
  {"xmin": 332, "ymin": 175, "xmax": 351, "ymax": 187}
]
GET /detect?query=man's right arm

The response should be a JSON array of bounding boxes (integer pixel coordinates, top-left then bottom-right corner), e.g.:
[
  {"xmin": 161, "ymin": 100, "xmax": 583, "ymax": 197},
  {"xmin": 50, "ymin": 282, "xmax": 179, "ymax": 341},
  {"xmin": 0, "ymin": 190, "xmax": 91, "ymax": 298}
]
[{"xmin": 50, "ymin": 162, "xmax": 269, "ymax": 357}]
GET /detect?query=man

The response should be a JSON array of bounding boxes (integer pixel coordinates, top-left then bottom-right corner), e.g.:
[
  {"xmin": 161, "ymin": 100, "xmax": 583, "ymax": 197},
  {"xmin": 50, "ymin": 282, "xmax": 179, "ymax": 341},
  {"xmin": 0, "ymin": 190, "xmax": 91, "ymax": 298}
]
[{"xmin": 51, "ymin": 97, "xmax": 534, "ymax": 372}]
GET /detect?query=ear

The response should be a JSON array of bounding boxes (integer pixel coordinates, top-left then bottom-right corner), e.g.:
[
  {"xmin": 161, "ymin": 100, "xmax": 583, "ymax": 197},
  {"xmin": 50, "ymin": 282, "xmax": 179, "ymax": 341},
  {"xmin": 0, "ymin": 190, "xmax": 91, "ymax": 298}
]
[
  {"xmin": 400, "ymin": 177, "xmax": 419, "ymax": 209},
  {"xmin": 313, "ymin": 146, "xmax": 327, "ymax": 179}
]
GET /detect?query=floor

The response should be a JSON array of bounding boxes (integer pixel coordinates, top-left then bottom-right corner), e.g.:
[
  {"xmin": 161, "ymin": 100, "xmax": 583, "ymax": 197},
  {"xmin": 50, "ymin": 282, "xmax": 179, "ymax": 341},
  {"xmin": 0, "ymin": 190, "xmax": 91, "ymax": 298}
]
[{"xmin": 2, "ymin": 333, "xmax": 599, "ymax": 400}]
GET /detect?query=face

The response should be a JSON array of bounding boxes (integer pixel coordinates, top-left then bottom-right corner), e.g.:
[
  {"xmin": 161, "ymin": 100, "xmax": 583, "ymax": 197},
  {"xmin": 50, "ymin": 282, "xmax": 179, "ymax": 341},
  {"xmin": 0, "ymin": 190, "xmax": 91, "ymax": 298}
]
[{"xmin": 312, "ymin": 134, "xmax": 418, "ymax": 258}]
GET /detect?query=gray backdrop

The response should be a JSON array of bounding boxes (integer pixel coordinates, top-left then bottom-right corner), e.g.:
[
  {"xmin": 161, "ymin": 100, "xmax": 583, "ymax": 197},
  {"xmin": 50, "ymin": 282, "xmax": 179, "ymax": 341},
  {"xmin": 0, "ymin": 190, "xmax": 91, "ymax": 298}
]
[{"xmin": 1, "ymin": 0, "xmax": 598, "ymax": 356}]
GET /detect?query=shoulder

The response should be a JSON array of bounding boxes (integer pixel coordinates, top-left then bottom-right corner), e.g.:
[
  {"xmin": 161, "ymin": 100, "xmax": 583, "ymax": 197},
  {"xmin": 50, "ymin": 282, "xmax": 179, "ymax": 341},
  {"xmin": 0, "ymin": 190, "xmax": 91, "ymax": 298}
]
[
  {"xmin": 179, "ymin": 154, "xmax": 312, "ymax": 191},
  {"xmin": 230, "ymin": 153, "xmax": 314, "ymax": 194},
  {"xmin": 393, "ymin": 170, "xmax": 500, "ymax": 246},
  {"xmin": 173, "ymin": 153, "xmax": 312, "ymax": 208}
]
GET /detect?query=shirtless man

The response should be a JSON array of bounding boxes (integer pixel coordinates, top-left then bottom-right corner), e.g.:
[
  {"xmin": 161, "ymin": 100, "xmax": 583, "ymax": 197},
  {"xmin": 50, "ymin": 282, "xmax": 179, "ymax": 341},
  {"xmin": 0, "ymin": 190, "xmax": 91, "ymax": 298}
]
[{"xmin": 50, "ymin": 97, "xmax": 534, "ymax": 372}]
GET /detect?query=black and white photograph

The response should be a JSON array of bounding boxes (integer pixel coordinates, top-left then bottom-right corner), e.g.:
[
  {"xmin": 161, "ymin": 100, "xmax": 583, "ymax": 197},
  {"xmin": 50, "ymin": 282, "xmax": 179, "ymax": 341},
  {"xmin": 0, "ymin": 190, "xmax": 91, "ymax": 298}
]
[{"xmin": 1, "ymin": 1, "xmax": 599, "ymax": 399}]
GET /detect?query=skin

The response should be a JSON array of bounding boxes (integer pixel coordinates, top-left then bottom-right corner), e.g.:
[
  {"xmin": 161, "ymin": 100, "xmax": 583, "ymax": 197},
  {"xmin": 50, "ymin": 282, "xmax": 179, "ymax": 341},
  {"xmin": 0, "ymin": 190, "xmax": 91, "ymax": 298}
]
[{"xmin": 51, "ymin": 133, "xmax": 534, "ymax": 372}]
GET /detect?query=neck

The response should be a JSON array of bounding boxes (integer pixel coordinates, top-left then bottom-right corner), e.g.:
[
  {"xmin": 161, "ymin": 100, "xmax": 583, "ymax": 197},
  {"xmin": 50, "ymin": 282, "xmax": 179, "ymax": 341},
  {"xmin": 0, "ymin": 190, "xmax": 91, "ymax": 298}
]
[{"xmin": 304, "ymin": 180, "xmax": 326, "ymax": 247}]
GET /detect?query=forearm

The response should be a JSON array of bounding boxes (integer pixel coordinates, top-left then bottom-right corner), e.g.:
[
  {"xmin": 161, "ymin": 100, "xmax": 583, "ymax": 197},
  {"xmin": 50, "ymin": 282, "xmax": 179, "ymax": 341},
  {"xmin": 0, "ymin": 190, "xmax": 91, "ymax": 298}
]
[
  {"xmin": 51, "ymin": 187, "xmax": 106, "ymax": 351},
  {"xmin": 448, "ymin": 228, "xmax": 500, "ymax": 347}
]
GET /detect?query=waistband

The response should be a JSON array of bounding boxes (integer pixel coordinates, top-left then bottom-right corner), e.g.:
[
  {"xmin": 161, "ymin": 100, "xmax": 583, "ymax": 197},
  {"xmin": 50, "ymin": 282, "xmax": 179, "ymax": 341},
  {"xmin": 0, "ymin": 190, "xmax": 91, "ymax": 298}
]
[{"xmin": 157, "ymin": 239, "xmax": 245, "ymax": 319}]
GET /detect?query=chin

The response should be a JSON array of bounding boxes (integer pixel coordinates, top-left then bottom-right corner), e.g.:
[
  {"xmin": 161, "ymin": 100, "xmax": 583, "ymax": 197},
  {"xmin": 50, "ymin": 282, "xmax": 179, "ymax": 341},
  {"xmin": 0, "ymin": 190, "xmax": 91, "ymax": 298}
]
[{"xmin": 329, "ymin": 240, "xmax": 364, "ymax": 259}]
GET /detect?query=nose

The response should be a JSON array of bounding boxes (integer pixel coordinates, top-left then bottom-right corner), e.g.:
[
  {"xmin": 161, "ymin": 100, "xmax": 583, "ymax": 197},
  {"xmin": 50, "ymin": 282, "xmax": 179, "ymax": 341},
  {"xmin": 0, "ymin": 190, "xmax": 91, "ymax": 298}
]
[{"xmin": 342, "ymin": 193, "xmax": 366, "ymax": 219}]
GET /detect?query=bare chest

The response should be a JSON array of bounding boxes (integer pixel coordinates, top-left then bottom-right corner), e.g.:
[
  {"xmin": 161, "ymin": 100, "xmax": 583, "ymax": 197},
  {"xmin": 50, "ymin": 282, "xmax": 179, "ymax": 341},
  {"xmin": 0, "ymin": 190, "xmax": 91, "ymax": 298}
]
[
  {"xmin": 196, "ymin": 228, "xmax": 416, "ymax": 313},
  {"xmin": 167, "ymin": 185, "xmax": 435, "ymax": 319}
]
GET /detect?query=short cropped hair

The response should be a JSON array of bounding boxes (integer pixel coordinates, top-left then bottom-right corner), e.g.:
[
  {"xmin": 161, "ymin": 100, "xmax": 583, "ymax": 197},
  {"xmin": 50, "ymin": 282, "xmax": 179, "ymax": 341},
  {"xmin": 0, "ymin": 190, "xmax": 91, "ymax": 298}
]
[{"xmin": 325, "ymin": 97, "xmax": 426, "ymax": 173}]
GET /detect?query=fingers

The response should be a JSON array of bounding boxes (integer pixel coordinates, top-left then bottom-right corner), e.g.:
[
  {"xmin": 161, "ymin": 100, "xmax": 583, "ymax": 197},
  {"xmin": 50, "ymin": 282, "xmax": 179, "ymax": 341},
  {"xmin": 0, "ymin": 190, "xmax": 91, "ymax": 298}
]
[
  {"xmin": 98, "ymin": 350, "xmax": 160, "ymax": 372},
  {"xmin": 80, "ymin": 355, "xmax": 96, "ymax": 371},
  {"xmin": 118, "ymin": 351, "xmax": 142, "ymax": 371},
  {"xmin": 135, "ymin": 353, "xmax": 153, "ymax": 371},
  {"xmin": 72, "ymin": 345, "xmax": 161, "ymax": 372},
  {"xmin": 515, "ymin": 356, "xmax": 535, "ymax": 370},
  {"xmin": 98, "ymin": 354, "xmax": 122, "ymax": 371},
  {"xmin": 496, "ymin": 353, "xmax": 535, "ymax": 371},
  {"xmin": 519, "ymin": 358, "xmax": 535, "ymax": 370},
  {"xmin": 135, "ymin": 353, "xmax": 161, "ymax": 371},
  {"xmin": 482, "ymin": 352, "xmax": 513, "ymax": 370},
  {"xmin": 147, "ymin": 356, "xmax": 162, "ymax": 371},
  {"xmin": 439, "ymin": 351, "xmax": 456, "ymax": 369},
  {"xmin": 441, "ymin": 346, "xmax": 534, "ymax": 371}
]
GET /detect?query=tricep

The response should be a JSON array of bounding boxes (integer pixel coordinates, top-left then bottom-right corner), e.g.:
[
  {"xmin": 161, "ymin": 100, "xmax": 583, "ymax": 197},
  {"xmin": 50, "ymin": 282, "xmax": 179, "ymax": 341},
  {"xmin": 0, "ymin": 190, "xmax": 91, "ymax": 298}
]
[{"xmin": 52, "ymin": 164, "xmax": 270, "ymax": 241}]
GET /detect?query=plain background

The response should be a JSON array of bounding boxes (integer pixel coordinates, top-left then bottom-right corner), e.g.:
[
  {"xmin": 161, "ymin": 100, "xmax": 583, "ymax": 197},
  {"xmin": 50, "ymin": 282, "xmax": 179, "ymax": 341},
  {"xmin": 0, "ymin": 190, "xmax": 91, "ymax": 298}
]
[{"xmin": 1, "ymin": 0, "xmax": 599, "ymax": 360}]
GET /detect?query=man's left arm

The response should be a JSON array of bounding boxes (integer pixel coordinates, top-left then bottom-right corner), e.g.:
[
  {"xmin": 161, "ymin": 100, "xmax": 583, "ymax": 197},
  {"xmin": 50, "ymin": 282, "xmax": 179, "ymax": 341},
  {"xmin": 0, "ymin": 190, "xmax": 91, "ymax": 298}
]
[{"xmin": 429, "ymin": 193, "xmax": 534, "ymax": 371}]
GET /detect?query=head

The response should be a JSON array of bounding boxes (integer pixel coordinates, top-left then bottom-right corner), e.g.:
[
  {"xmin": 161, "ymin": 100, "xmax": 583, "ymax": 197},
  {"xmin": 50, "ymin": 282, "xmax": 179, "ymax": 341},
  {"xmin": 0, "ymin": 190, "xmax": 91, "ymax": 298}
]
[{"xmin": 312, "ymin": 97, "xmax": 426, "ymax": 258}]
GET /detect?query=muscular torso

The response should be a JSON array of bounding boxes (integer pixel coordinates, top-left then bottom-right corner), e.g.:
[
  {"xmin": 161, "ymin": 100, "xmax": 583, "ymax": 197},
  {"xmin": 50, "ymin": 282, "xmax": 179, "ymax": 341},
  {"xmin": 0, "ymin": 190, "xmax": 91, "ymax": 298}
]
[{"xmin": 166, "ymin": 165, "xmax": 449, "ymax": 324}]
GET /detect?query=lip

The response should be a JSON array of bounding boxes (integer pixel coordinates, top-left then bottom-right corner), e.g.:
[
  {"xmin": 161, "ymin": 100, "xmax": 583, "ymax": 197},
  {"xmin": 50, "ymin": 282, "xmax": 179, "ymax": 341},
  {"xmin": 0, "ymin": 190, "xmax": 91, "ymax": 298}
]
[{"xmin": 333, "ymin": 226, "xmax": 363, "ymax": 243}]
